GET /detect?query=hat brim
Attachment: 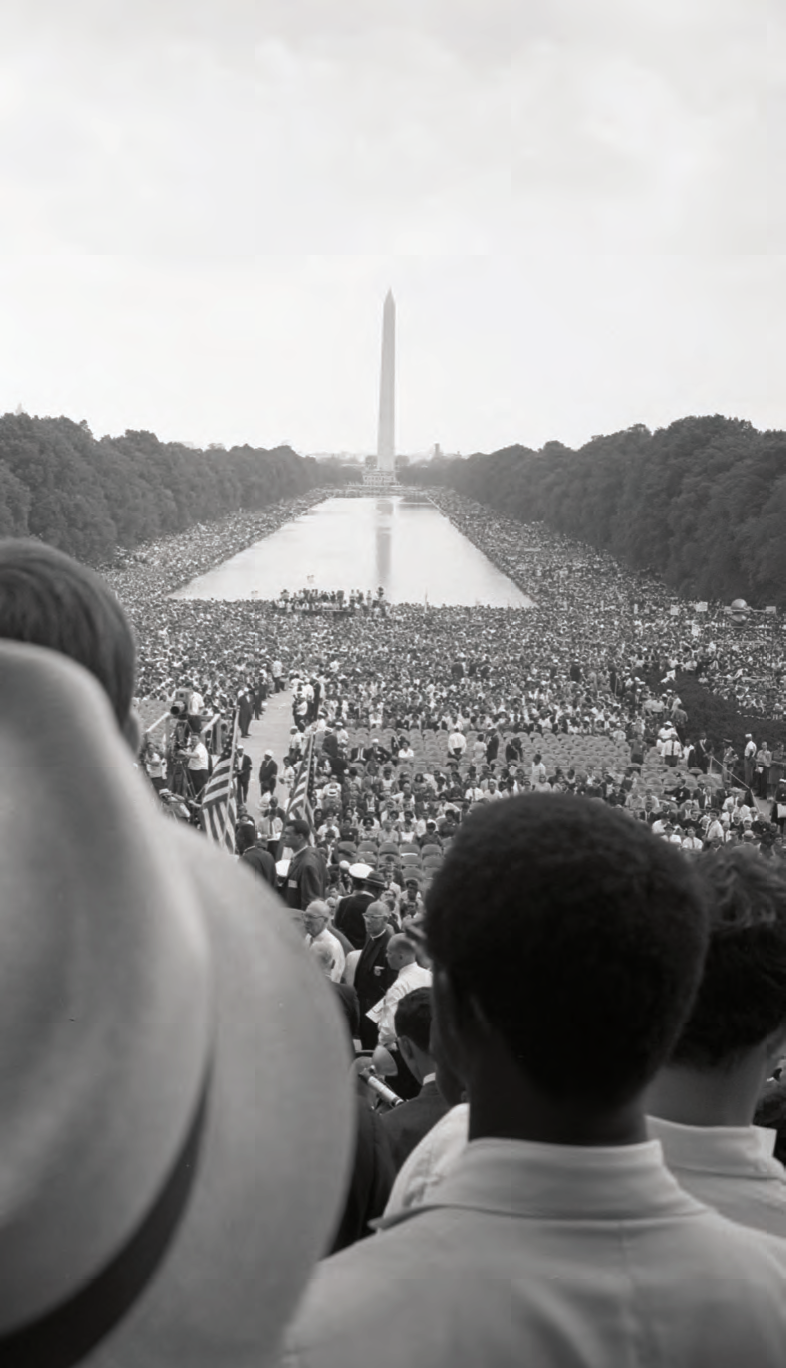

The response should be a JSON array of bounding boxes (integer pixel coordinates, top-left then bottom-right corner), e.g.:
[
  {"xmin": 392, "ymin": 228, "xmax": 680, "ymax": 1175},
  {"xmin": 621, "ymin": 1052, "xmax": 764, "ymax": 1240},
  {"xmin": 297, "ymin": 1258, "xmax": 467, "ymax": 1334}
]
[
  {"xmin": 97, "ymin": 835, "xmax": 355, "ymax": 1365},
  {"xmin": 0, "ymin": 645, "xmax": 354, "ymax": 1363}
]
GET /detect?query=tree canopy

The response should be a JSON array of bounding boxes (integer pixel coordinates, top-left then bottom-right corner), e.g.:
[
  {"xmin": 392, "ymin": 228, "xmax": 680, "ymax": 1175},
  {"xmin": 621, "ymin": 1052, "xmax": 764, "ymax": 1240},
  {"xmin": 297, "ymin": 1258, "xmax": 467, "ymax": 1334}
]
[
  {"xmin": 0, "ymin": 414, "xmax": 344, "ymax": 564},
  {"xmin": 408, "ymin": 416, "xmax": 786, "ymax": 607}
]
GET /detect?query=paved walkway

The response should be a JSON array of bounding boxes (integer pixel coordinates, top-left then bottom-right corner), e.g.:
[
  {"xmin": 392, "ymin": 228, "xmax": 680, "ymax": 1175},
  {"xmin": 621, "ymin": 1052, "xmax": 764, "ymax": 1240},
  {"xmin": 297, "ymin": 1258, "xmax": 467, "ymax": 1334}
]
[{"xmin": 238, "ymin": 689, "xmax": 294, "ymax": 812}]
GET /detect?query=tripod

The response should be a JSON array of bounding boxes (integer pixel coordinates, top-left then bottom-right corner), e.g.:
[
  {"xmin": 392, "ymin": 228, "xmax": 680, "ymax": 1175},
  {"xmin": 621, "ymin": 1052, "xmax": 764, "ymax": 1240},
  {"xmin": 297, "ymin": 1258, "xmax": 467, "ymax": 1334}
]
[{"xmin": 169, "ymin": 751, "xmax": 200, "ymax": 803}]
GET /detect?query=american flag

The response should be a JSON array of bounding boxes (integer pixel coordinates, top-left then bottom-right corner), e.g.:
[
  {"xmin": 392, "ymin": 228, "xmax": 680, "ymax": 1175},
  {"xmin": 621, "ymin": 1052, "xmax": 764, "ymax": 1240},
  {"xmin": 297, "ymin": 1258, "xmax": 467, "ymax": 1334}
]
[
  {"xmin": 200, "ymin": 711, "xmax": 239, "ymax": 853},
  {"xmin": 286, "ymin": 730, "xmax": 315, "ymax": 832}
]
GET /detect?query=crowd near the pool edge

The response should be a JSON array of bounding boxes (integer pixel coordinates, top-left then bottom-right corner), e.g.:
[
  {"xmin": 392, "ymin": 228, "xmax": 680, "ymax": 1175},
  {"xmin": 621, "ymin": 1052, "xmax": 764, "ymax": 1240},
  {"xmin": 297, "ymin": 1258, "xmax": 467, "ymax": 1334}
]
[
  {"xmin": 108, "ymin": 486, "xmax": 786, "ymax": 858},
  {"xmin": 5, "ymin": 510, "xmax": 786, "ymax": 1365}
]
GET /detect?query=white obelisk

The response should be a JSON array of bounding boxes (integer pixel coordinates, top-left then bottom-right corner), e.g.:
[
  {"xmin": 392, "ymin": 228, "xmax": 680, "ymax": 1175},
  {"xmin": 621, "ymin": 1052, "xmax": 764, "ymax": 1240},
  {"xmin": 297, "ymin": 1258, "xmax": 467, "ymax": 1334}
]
[{"xmin": 376, "ymin": 290, "xmax": 396, "ymax": 472}]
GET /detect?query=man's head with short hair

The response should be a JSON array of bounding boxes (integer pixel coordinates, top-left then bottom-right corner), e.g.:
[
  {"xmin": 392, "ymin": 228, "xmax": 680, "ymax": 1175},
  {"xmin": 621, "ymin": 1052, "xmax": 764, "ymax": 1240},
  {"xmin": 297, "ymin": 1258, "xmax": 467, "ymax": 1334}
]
[
  {"xmin": 303, "ymin": 901, "xmax": 331, "ymax": 935},
  {"xmin": 394, "ymin": 986, "xmax": 435, "ymax": 1084},
  {"xmin": 284, "ymin": 818, "xmax": 311, "ymax": 850},
  {"xmin": 235, "ymin": 819, "xmax": 258, "ymax": 856},
  {"xmin": 425, "ymin": 795, "xmax": 709, "ymax": 1122},
  {"xmin": 385, "ymin": 933, "xmax": 417, "ymax": 974},
  {"xmin": 394, "ymin": 986, "xmax": 432, "ymax": 1055},
  {"xmin": 362, "ymin": 902, "xmax": 389, "ymax": 936},
  {"xmin": 665, "ymin": 849, "xmax": 786, "ymax": 1070},
  {"xmin": 0, "ymin": 538, "xmax": 137, "ymax": 745}
]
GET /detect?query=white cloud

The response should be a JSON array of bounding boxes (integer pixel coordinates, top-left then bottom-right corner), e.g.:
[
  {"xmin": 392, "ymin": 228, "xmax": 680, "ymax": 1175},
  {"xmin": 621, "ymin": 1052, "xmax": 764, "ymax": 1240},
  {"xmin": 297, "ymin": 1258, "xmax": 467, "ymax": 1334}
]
[{"xmin": 0, "ymin": 2, "xmax": 783, "ymax": 449}]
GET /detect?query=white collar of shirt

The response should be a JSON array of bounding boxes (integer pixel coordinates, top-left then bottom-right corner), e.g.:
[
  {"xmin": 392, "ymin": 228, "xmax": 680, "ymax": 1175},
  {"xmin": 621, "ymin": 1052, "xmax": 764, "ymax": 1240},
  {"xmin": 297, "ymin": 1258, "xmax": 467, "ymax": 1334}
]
[
  {"xmin": 379, "ymin": 1136, "xmax": 703, "ymax": 1229},
  {"xmin": 396, "ymin": 962, "xmax": 431, "ymax": 986},
  {"xmin": 647, "ymin": 1115, "xmax": 783, "ymax": 1179},
  {"xmin": 421, "ymin": 1073, "xmax": 437, "ymax": 1086}
]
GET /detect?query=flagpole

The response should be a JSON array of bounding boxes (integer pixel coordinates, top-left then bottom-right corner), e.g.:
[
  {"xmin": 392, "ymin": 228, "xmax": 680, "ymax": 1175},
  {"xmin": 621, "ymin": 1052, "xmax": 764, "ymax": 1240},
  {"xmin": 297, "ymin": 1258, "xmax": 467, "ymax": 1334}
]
[{"xmin": 227, "ymin": 706, "xmax": 240, "ymax": 821}]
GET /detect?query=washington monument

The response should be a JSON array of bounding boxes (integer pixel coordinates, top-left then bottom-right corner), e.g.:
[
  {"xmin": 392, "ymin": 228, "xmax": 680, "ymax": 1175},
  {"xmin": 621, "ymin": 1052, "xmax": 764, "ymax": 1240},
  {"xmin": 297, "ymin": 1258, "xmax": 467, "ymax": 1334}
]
[{"xmin": 376, "ymin": 290, "xmax": 396, "ymax": 472}]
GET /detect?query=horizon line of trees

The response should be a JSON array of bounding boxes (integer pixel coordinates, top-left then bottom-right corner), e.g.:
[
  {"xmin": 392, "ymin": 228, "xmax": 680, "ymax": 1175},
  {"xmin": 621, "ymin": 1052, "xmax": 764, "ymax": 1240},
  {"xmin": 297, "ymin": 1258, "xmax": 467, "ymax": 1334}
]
[
  {"xmin": 407, "ymin": 415, "xmax": 786, "ymax": 608},
  {"xmin": 0, "ymin": 413, "xmax": 349, "ymax": 565}
]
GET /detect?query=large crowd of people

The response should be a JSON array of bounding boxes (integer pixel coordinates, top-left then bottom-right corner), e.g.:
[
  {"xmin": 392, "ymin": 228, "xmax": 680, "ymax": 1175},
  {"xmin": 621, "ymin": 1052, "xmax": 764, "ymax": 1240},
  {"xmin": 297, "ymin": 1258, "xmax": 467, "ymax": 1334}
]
[
  {"xmin": 107, "ymin": 488, "xmax": 784, "ymax": 733},
  {"xmin": 4, "ymin": 528, "xmax": 786, "ymax": 1365},
  {"xmin": 99, "ymin": 487, "xmax": 784, "ymax": 862}
]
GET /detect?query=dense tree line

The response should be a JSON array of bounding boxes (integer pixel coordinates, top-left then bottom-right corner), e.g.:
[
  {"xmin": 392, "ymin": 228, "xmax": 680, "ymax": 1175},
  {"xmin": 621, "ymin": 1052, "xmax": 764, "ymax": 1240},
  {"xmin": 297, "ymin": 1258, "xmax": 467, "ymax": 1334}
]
[
  {"xmin": 0, "ymin": 413, "xmax": 346, "ymax": 565},
  {"xmin": 409, "ymin": 416, "xmax": 786, "ymax": 607}
]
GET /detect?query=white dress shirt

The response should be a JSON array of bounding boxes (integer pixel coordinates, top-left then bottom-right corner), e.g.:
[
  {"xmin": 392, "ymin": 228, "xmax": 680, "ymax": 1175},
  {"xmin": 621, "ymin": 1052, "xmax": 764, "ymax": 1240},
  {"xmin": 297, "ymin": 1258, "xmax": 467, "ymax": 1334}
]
[
  {"xmin": 282, "ymin": 1136, "xmax": 786, "ymax": 1368},
  {"xmin": 306, "ymin": 928, "xmax": 346, "ymax": 984},
  {"xmin": 647, "ymin": 1115, "xmax": 786, "ymax": 1237},
  {"xmin": 365, "ymin": 962, "xmax": 432, "ymax": 1047}
]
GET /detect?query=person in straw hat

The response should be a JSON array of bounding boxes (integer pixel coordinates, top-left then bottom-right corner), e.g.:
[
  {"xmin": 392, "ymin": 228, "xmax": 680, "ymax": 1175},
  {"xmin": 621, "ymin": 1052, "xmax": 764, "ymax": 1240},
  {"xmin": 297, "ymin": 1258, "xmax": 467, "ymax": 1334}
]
[{"xmin": 0, "ymin": 640, "xmax": 354, "ymax": 1366}]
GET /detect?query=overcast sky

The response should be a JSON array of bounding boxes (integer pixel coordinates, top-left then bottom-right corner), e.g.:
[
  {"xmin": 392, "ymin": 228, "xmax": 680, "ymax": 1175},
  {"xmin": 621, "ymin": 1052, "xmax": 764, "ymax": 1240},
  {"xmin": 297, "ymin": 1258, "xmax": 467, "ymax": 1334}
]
[{"xmin": 0, "ymin": 0, "xmax": 783, "ymax": 455}]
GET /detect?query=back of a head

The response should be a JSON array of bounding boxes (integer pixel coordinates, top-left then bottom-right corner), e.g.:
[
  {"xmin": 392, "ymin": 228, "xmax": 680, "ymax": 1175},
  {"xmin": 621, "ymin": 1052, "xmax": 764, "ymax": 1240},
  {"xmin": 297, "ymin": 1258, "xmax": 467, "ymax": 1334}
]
[
  {"xmin": 236, "ymin": 820, "xmax": 258, "ymax": 856},
  {"xmin": 0, "ymin": 539, "xmax": 136, "ymax": 729},
  {"xmin": 425, "ymin": 794, "xmax": 709, "ymax": 1108},
  {"xmin": 394, "ymin": 987, "xmax": 432, "ymax": 1055},
  {"xmin": 387, "ymin": 933, "xmax": 416, "ymax": 961},
  {"xmin": 669, "ymin": 847, "xmax": 786, "ymax": 1068},
  {"xmin": 288, "ymin": 818, "xmax": 312, "ymax": 841}
]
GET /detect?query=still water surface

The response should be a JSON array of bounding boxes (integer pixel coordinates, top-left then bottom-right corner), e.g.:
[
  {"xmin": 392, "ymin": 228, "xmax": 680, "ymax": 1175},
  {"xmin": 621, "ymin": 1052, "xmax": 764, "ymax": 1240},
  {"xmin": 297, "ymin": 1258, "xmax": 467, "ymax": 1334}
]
[{"xmin": 171, "ymin": 496, "xmax": 533, "ymax": 608}]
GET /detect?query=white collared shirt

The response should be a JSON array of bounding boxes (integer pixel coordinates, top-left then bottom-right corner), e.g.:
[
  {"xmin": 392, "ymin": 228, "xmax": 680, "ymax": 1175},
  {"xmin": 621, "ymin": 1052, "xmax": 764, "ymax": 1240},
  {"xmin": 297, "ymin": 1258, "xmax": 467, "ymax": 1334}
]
[
  {"xmin": 647, "ymin": 1115, "xmax": 786, "ymax": 1237},
  {"xmin": 383, "ymin": 1103, "xmax": 469, "ymax": 1218},
  {"xmin": 283, "ymin": 1136, "xmax": 786, "ymax": 1368},
  {"xmin": 365, "ymin": 962, "xmax": 433, "ymax": 1047},
  {"xmin": 306, "ymin": 928, "xmax": 346, "ymax": 984}
]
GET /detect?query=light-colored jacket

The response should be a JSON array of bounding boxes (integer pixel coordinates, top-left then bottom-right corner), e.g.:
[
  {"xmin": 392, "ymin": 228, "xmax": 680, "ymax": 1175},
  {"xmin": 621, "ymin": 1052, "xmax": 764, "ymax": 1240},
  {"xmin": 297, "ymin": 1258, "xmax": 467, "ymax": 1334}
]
[{"xmin": 281, "ymin": 1137, "xmax": 786, "ymax": 1368}]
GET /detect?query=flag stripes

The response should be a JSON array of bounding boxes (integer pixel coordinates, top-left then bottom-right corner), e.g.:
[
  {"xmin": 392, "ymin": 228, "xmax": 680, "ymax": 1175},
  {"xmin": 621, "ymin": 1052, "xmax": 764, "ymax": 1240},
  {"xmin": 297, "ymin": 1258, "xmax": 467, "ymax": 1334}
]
[
  {"xmin": 286, "ymin": 731, "xmax": 315, "ymax": 831},
  {"xmin": 201, "ymin": 711, "xmax": 238, "ymax": 853}
]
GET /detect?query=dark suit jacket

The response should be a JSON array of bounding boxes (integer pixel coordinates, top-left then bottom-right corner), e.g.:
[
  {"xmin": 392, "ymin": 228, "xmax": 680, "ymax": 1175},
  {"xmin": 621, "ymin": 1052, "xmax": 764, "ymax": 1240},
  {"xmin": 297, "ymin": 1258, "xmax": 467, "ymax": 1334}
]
[
  {"xmin": 354, "ymin": 927, "xmax": 396, "ymax": 1018},
  {"xmin": 323, "ymin": 733, "xmax": 339, "ymax": 760},
  {"xmin": 329, "ymin": 1100, "xmax": 395, "ymax": 1254},
  {"xmin": 284, "ymin": 846, "xmax": 326, "ymax": 909},
  {"xmin": 334, "ymin": 891, "xmax": 374, "ymax": 950},
  {"xmin": 241, "ymin": 845, "xmax": 276, "ymax": 886},
  {"xmin": 379, "ymin": 1079, "xmax": 452, "ymax": 1171},
  {"xmin": 332, "ymin": 982, "xmax": 360, "ymax": 1038}
]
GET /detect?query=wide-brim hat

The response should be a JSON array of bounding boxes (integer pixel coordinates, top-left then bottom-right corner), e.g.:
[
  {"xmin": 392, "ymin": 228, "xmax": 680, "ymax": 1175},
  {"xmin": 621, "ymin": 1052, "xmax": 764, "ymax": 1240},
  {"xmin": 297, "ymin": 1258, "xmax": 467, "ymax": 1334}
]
[{"xmin": 0, "ymin": 644, "xmax": 354, "ymax": 1364}]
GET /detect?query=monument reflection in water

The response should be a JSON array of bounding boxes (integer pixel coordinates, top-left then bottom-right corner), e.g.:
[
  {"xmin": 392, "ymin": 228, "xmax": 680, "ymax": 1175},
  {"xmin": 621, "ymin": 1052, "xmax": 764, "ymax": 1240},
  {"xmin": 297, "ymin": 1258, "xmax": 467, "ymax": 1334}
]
[{"xmin": 171, "ymin": 496, "xmax": 533, "ymax": 609}]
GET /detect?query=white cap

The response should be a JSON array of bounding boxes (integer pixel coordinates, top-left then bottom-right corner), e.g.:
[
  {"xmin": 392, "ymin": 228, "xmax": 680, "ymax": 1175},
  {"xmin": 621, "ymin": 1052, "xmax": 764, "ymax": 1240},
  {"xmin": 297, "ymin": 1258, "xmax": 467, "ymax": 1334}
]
[{"xmin": 348, "ymin": 862, "xmax": 372, "ymax": 880}]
